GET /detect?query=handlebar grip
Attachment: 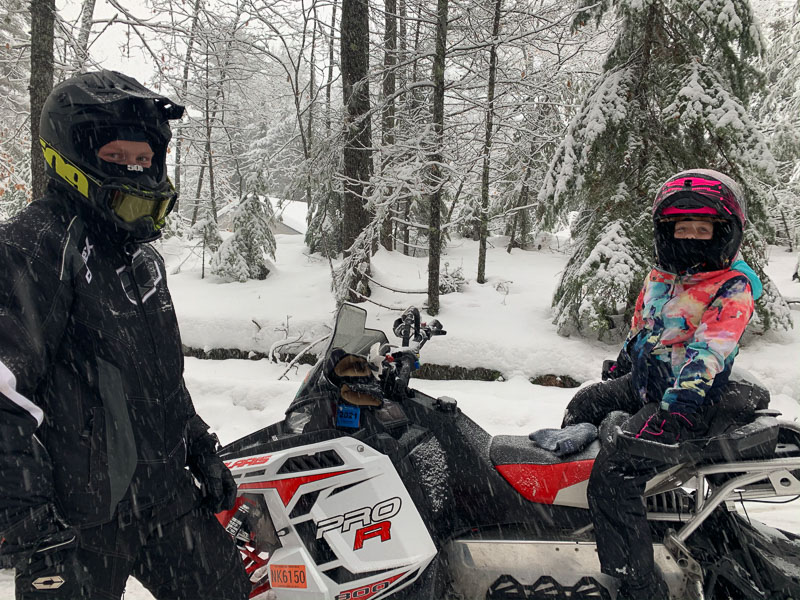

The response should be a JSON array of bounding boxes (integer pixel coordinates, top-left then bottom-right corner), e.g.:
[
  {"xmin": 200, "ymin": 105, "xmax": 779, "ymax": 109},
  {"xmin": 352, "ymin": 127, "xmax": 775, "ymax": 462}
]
[{"xmin": 393, "ymin": 353, "xmax": 416, "ymax": 397}]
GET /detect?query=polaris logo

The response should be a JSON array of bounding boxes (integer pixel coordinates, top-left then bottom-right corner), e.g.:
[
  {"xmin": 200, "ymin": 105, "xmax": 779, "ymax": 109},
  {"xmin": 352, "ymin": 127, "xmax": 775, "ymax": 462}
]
[
  {"xmin": 225, "ymin": 454, "xmax": 271, "ymax": 470},
  {"xmin": 32, "ymin": 576, "xmax": 65, "ymax": 590},
  {"xmin": 316, "ymin": 497, "xmax": 401, "ymax": 550}
]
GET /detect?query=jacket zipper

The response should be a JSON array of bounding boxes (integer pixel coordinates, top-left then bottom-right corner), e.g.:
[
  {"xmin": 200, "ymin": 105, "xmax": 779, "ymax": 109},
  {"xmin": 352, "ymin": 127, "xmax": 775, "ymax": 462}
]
[{"xmin": 123, "ymin": 242, "xmax": 165, "ymax": 402}]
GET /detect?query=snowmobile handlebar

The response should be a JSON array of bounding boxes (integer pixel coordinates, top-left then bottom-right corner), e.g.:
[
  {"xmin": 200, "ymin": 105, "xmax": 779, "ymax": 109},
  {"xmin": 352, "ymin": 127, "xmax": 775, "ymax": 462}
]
[
  {"xmin": 385, "ymin": 308, "xmax": 447, "ymax": 398},
  {"xmin": 395, "ymin": 352, "xmax": 416, "ymax": 396},
  {"xmin": 392, "ymin": 308, "xmax": 447, "ymax": 351},
  {"xmin": 393, "ymin": 308, "xmax": 421, "ymax": 346}
]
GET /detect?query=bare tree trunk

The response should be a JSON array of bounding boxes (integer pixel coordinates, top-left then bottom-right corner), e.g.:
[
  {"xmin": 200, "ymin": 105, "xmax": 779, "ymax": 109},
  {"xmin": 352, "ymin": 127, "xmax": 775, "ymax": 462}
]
[
  {"xmin": 396, "ymin": 0, "xmax": 409, "ymax": 254},
  {"xmin": 402, "ymin": 200, "xmax": 411, "ymax": 255},
  {"xmin": 477, "ymin": 0, "xmax": 502, "ymax": 284},
  {"xmin": 304, "ymin": 2, "xmax": 319, "ymax": 206},
  {"xmin": 30, "ymin": 0, "xmax": 55, "ymax": 200},
  {"xmin": 507, "ymin": 171, "xmax": 531, "ymax": 253},
  {"xmin": 380, "ymin": 0, "xmax": 397, "ymax": 251},
  {"xmin": 427, "ymin": 0, "xmax": 448, "ymax": 315},
  {"xmin": 410, "ymin": 0, "xmax": 422, "ymax": 109},
  {"xmin": 780, "ymin": 206, "xmax": 794, "ymax": 252},
  {"xmin": 308, "ymin": 4, "xmax": 318, "ymax": 155},
  {"xmin": 398, "ymin": 0, "xmax": 407, "ymax": 88},
  {"xmin": 204, "ymin": 48, "xmax": 217, "ymax": 221},
  {"xmin": 341, "ymin": 0, "xmax": 373, "ymax": 300},
  {"xmin": 173, "ymin": 0, "xmax": 202, "ymax": 199},
  {"xmin": 207, "ymin": 142, "xmax": 217, "ymax": 219},
  {"xmin": 325, "ymin": 0, "xmax": 337, "ymax": 134},
  {"xmin": 191, "ymin": 161, "xmax": 206, "ymax": 224},
  {"xmin": 75, "ymin": 0, "xmax": 96, "ymax": 70}
]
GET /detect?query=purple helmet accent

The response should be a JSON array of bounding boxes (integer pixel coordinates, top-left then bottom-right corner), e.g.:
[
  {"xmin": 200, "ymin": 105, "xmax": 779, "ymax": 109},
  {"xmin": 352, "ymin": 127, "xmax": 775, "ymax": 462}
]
[{"xmin": 652, "ymin": 169, "xmax": 746, "ymax": 228}]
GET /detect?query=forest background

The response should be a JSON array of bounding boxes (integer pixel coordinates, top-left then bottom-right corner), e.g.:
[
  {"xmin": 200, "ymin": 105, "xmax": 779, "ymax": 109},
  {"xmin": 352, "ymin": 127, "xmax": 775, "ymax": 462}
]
[{"xmin": 1, "ymin": 0, "xmax": 799, "ymax": 342}]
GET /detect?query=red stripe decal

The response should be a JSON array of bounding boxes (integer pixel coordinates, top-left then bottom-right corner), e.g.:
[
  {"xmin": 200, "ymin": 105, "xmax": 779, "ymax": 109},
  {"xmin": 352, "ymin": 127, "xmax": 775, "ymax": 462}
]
[
  {"xmin": 239, "ymin": 469, "xmax": 359, "ymax": 506},
  {"xmin": 496, "ymin": 461, "xmax": 594, "ymax": 504}
]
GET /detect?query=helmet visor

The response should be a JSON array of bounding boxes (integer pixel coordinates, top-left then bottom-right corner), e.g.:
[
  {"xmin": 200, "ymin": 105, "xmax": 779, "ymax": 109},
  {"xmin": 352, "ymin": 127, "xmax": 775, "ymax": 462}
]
[{"xmin": 108, "ymin": 186, "xmax": 176, "ymax": 227}]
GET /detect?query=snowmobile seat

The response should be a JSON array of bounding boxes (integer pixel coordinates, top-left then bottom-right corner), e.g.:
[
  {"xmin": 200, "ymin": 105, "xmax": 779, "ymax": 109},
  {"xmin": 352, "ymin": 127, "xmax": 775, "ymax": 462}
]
[
  {"xmin": 614, "ymin": 416, "xmax": 780, "ymax": 465},
  {"xmin": 489, "ymin": 435, "xmax": 601, "ymax": 467},
  {"xmin": 490, "ymin": 436, "xmax": 600, "ymax": 505}
]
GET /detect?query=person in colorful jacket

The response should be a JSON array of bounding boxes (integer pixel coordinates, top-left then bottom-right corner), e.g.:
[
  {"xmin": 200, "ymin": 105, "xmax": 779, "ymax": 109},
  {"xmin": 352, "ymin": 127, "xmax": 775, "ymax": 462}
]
[{"xmin": 562, "ymin": 169, "xmax": 763, "ymax": 600}]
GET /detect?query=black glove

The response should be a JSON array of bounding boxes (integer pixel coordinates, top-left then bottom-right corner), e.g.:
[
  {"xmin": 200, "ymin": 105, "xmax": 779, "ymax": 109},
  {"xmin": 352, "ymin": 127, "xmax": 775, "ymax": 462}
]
[
  {"xmin": 1, "ymin": 504, "xmax": 89, "ymax": 596},
  {"xmin": 634, "ymin": 408, "xmax": 694, "ymax": 445},
  {"xmin": 0, "ymin": 504, "xmax": 76, "ymax": 568},
  {"xmin": 601, "ymin": 359, "xmax": 622, "ymax": 381},
  {"xmin": 189, "ymin": 453, "xmax": 238, "ymax": 513}
]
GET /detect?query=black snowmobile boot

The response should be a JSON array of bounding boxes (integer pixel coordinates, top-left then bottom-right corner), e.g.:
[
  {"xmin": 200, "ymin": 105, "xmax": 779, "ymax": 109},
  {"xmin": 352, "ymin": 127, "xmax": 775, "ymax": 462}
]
[{"xmin": 616, "ymin": 572, "xmax": 670, "ymax": 600}]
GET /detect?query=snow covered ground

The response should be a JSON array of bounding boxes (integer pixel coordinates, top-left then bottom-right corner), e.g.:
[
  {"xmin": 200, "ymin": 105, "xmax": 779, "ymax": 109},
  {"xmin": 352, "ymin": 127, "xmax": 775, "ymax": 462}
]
[{"xmin": 1, "ymin": 231, "xmax": 798, "ymax": 599}]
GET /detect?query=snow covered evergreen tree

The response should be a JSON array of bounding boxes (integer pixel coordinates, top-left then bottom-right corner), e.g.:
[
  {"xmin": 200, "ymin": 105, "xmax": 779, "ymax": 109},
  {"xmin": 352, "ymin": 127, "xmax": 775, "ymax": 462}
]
[
  {"xmin": 210, "ymin": 238, "xmax": 250, "ymax": 283},
  {"xmin": 540, "ymin": 0, "xmax": 790, "ymax": 339},
  {"xmin": 301, "ymin": 136, "xmax": 345, "ymax": 258},
  {"xmin": 191, "ymin": 204, "xmax": 223, "ymax": 252},
  {"xmin": 756, "ymin": 3, "xmax": 800, "ymax": 250},
  {"xmin": 211, "ymin": 194, "xmax": 276, "ymax": 282}
]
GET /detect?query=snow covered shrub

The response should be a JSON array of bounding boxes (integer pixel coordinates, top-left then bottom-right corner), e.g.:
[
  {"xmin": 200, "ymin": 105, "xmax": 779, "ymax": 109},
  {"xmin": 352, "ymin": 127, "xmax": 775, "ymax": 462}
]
[
  {"xmin": 439, "ymin": 263, "xmax": 467, "ymax": 295},
  {"xmin": 161, "ymin": 213, "xmax": 189, "ymax": 240},
  {"xmin": 211, "ymin": 194, "xmax": 276, "ymax": 282}
]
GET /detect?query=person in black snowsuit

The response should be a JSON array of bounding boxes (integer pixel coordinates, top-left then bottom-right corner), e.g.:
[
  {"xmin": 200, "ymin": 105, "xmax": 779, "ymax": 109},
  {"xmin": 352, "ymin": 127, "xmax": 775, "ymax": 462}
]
[
  {"xmin": 0, "ymin": 71, "xmax": 249, "ymax": 600},
  {"xmin": 561, "ymin": 170, "xmax": 766, "ymax": 600}
]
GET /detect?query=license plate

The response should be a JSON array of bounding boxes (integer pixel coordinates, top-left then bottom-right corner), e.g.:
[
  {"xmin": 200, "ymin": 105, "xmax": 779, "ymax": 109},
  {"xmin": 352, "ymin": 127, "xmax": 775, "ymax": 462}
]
[{"xmin": 270, "ymin": 564, "xmax": 308, "ymax": 589}]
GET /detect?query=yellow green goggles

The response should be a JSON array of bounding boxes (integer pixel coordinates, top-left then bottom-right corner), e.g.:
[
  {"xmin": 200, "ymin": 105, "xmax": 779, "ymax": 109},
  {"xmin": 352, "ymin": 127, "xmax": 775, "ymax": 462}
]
[{"xmin": 106, "ymin": 184, "xmax": 177, "ymax": 227}]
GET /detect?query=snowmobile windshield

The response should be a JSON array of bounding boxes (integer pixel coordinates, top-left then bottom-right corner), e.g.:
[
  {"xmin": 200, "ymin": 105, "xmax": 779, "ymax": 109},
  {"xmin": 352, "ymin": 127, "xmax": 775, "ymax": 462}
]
[
  {"xmin": 284, "ymin": 304, "xmax": 388, "ymax": 422},
  {"xmin": 325, "ymin": 303, "xmax": 388, "ymax": 356}
]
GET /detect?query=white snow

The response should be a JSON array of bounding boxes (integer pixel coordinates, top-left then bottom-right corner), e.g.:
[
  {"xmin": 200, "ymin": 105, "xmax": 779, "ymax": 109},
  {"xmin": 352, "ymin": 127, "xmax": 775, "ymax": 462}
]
[
  {"xmin": 1, "ymin": 233, "xmax": 798, "ymax": 599},
  {"xmin": 270, "ymin": 198, "xmax": 308, "ymax": 235}
]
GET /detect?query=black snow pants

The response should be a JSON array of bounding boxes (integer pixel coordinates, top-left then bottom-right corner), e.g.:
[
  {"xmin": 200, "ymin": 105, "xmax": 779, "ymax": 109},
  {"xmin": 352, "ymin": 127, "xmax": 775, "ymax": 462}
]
[
  {"xmin": 14, "ymin": 494, "xmax": 250, "ymax": 600},
  {"xmin": 569, "ymin": 374, "xmax": 766, "ymax": 583},
  {"xmin": 587, "ymin": 403, "xmax": 677, "ymax": 582}
]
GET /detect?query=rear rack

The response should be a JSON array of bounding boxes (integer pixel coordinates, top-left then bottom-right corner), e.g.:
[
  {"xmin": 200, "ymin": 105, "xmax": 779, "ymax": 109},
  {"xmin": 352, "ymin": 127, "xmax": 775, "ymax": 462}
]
[{"xmin": 623, "ymin": 419, "xmax": 800, "ymax": 543}]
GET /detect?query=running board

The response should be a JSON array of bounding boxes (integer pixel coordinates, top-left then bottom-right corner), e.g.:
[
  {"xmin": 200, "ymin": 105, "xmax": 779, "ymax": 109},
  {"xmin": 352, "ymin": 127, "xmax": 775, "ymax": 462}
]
[{"xmin": 444, "ymin": 539, "xmax": 692, "ymax": 600}]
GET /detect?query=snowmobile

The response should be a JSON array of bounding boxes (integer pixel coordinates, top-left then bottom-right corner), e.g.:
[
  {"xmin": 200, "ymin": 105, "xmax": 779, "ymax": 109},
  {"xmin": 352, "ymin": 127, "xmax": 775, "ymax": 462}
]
[{"xmin": 217, "ymin": 303, "xmax": 800, "ymax": 600}]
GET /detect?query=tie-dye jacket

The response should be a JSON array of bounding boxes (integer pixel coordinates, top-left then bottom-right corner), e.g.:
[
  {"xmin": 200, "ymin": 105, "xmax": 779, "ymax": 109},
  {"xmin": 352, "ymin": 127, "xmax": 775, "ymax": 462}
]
[{"xmin": 618, "ymin": 261, "xmax": 760, "ymax": 415}]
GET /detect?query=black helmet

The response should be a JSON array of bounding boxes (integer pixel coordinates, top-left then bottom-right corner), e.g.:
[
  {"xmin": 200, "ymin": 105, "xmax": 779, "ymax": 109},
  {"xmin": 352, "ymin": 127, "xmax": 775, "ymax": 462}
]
[
  {"xmin": 39, "ymin": 70, "xmax": 185, "ymax": 242},
  {"xmin": 651, "ymin": 169, "xmax": 746, "ymax": 273}
]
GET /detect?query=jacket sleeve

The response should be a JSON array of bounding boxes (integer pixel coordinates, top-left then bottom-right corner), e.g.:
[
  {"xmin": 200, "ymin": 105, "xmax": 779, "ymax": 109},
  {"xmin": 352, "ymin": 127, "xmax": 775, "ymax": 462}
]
[
  {"xmin": 615, "ymin": 284, "xmax": 646, "ymax": 375},
  {"xmin": 178, "ymin": 375, "xmax": 220, "ymax": 459},
  {"xmin": 661, "ymin": 276, "xmax": 754, "ymax": 413},
  {"xmin": 0, "ymin": 239, "xmax": 73, "ymax": 532}
]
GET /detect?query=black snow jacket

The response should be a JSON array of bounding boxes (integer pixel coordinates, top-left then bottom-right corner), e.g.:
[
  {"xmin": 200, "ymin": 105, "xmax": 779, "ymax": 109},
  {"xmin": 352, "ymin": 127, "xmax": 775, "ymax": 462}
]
[{"xmin": 0, "ymin": 186, "xmax": 215, "ymax": 532}]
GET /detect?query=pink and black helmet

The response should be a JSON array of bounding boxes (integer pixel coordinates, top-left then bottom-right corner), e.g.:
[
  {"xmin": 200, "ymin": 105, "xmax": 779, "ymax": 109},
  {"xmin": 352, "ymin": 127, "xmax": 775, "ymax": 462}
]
[{"xmin": 652, "ymin": 169, "xmax": 746, "ymax": 272}]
